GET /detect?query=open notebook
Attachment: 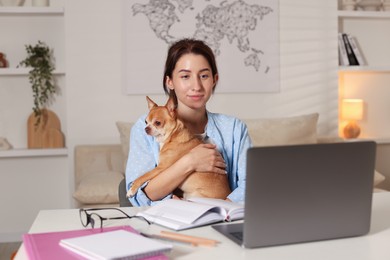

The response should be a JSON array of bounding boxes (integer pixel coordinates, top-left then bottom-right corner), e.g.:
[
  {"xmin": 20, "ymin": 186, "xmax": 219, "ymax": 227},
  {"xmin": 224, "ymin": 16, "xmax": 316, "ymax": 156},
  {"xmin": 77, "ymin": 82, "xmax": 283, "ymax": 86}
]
[{"xmin": 137, "ymin": 197, "xmax": 244, "ymax": 230}]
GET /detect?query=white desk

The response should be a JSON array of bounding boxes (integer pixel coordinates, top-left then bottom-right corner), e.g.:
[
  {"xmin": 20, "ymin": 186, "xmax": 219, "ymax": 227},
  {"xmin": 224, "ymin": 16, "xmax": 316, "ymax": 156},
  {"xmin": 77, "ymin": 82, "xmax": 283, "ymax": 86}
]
[{"xmin": 15, "ymin": 192, "xmax": 390, "ymax": 260}]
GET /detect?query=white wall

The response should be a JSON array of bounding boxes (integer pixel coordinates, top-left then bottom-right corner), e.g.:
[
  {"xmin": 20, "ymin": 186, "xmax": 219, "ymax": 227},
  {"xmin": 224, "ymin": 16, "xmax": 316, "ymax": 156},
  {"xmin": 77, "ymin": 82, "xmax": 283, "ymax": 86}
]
[{"xmin": 65, "ymin": 0, "xmax": 338, "ymax": 144}]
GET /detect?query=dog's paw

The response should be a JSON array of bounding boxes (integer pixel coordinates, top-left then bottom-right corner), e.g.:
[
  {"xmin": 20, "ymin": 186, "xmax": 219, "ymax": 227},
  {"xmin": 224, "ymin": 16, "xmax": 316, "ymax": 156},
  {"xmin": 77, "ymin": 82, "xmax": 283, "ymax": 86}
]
[{"xmin": 126, "ymin": 186, "xmax": 137, "ymax": 198}]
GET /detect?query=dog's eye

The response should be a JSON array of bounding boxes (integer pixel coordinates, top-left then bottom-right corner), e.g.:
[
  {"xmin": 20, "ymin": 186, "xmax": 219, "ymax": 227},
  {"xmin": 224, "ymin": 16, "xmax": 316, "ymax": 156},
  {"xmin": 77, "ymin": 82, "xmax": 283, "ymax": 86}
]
[
  {"xmin": 144, "ymin": 120, "xmax": 147, "ymax": 124},
  {"xmin": 155, "ymin": 121, "xmax": 161, "ymax": 126}
]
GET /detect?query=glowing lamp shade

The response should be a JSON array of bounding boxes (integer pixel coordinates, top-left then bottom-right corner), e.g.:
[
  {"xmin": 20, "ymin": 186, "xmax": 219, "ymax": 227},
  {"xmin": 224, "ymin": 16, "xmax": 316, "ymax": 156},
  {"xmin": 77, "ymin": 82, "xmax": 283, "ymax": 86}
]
[{"xmin": 342, "ymin": 99, "xmax": 364, "ymax": 139}]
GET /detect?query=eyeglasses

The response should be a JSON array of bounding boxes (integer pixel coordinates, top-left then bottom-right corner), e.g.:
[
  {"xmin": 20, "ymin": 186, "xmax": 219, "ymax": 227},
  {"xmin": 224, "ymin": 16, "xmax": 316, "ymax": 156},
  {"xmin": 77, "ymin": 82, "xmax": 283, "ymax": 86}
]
[{"xmin": 79, "ymin": 208, "xmax": 150, "ymax": 228}]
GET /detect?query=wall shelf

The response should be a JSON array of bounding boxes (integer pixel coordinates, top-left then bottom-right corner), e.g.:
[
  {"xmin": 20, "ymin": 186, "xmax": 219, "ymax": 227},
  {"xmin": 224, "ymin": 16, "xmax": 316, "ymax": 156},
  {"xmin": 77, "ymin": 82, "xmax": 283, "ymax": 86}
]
[
  {"xmin": 0, "ymin": 148, "xmax": 68, "ymax": 158},
  {"xmin": 0, "ymin": 7, "xmax": 64, "ymax": 15},
  {"xmin": 338, "ymin": 10, "xmax": 390, "ymax": 18},
  {"xmin": 0, "ymin": 68, "xmax": 65, "ymax": 76},
  {"xmin": 338, "ymin": 66, "xmax": 390, "ymax": 72}
]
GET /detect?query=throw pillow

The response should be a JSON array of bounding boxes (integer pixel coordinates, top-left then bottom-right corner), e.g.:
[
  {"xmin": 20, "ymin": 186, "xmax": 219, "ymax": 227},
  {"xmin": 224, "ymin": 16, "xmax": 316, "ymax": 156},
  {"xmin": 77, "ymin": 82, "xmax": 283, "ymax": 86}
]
[
  {"xmin": 116, "ymin": 121, "xmax": 134, "ymax": 169},
  {"xmin": 374, "ymin": 170, "xmax": 386, "ymax": 187},
  {"xmin": 244, "ymin": 113, "xmax": 319, "ymax": 147},
  {"xmin": 73, "ymin": 171, "xmax": 124, "ymax": 204}
]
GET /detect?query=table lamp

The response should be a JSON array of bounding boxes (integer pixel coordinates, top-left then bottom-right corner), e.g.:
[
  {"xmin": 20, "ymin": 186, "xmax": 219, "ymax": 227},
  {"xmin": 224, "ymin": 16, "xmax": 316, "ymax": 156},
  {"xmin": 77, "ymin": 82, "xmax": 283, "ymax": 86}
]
[{"xmin": 342, "ymin": 99, "xmax": 364, "ymax": 139}]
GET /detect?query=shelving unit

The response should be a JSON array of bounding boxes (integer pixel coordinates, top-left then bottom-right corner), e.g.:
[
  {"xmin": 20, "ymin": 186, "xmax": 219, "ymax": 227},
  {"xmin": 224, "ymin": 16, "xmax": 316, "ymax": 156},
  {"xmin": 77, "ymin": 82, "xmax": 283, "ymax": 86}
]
[
  {"xmin": 337, "ymin": 7, "xmax": 390, "ymax": 140},
  {"xmin": 0, "ymin": 5, "xmax": 66, "ymax": 151},
  {"xmin": 0, "ymin": 2, "xmax": 70, "ymax": 242}
]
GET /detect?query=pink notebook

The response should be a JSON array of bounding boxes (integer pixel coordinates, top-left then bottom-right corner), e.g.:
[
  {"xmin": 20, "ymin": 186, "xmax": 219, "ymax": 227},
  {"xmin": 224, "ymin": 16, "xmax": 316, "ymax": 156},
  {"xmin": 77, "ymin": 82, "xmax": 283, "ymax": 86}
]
[{"xmin": 23, "ymin": 225, "xmax": 168, "ymax": 260}]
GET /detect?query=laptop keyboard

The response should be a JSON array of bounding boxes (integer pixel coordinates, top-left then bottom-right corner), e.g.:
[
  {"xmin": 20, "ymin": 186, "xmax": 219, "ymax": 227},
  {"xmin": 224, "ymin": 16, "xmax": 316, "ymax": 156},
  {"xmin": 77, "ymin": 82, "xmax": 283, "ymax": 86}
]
[{"xmin": 230, "ymin": 231, "xmax": 243, "ymax": 242}]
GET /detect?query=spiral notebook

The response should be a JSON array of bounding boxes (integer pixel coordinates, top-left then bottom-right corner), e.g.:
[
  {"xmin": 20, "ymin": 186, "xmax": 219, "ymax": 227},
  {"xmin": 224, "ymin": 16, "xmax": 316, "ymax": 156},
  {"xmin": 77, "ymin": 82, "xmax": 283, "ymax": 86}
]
[{"xmin": 59, "ymin": 230, "xmax": 172, "ymax": 260}]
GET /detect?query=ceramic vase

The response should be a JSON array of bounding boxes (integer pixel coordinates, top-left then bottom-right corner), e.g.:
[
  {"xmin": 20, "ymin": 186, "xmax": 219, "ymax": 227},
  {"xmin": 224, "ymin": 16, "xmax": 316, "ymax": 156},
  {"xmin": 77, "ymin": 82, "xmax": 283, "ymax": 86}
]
[{"xmin": 0, "ymin": 53, "xmax": 8, "ymax": 68}]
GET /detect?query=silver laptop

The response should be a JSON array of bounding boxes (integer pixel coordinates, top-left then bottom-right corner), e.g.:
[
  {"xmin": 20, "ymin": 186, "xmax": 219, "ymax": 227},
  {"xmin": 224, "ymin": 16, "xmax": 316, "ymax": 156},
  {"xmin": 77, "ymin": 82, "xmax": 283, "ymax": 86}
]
[{"xmin": 212, "ymin": 141, "xmax": 376, "ymax": 248}]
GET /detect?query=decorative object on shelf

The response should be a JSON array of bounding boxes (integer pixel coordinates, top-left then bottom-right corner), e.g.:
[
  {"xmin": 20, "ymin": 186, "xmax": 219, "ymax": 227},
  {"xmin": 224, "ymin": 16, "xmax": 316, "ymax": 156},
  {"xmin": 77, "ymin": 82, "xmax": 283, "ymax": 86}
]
[
  {"xmin": 0, "ymin": 0, "xmax": 25, "ymax": 6},
  {"xmin": 0, "ymin": 137, "xmax": 12, "ymax": 150},
  {"xmin": 0, "ymin": 52, "xmax": 8, "ymax": 68},
  {"xmin": 342, "ymin": 99, "xmax": 364, "ymax": 139},
  {"xmin": 27, "ymin": 109, "xmax": 64, "ymax": 148},
  {"xmin": 357, "ymin": 0, "xmax": 382, "ymax": 11},
  {"xmin": 18, "ymin": 41, "xmax": 57, "ymax": 126},
  {"xmin": 342, "ymin": 0, "xmax": 360, "ymax": 10},
  {"xmin": 32, "ymin": 0, "xmax": 49, "ymax": 7}
]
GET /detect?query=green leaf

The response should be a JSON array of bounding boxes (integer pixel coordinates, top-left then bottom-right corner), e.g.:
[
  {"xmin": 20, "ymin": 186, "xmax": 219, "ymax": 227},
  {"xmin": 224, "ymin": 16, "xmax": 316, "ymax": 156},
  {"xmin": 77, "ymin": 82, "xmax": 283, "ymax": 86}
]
[{"xmin": 19, "ymin": 41, "xmax": 57, "ymax": 125}]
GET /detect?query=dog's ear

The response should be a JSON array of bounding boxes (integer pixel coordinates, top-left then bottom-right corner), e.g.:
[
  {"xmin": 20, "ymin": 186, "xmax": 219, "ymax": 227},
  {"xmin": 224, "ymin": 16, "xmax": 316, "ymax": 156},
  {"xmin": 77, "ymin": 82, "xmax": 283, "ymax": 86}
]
[
  {"xmin": 146, "ymin": 96, "xmax": 157, "ymax": 110},
  {"xmin": 165, "ymin": 96, "xmax": 177, "ymax": 118}
]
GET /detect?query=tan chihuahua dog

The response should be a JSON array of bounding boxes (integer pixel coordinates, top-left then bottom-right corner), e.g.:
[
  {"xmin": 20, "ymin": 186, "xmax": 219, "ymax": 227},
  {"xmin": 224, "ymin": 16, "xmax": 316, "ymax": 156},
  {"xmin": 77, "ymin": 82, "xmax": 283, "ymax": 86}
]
[{"xmin": 127, "ymin": 96, "xmax": 231, "ymax": 200}]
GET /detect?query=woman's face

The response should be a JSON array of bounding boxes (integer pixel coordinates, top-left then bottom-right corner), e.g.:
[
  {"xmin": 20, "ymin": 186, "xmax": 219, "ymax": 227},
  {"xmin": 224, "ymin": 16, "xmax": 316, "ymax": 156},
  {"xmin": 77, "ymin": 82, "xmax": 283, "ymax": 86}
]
[{"xmin": 166, "ymin": 53, "xmax": 218, "ymax": 111}]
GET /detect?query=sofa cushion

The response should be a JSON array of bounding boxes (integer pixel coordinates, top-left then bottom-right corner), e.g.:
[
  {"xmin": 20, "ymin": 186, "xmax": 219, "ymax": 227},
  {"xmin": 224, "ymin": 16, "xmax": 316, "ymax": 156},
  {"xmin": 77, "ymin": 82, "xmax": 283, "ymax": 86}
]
[
  {"xmin": 73, "ymin": 171, "xmax": 124, "ymax": 204},
  {"xmin": 244, "ymin": 113, "xmax": 319, "ymax": 146},
  {"xmin": 374, "ymin": 170, "xmax": 386, "ymax": 187},
  {"xmin": 74, "ymin": 144, "xmax": 124, "ymax": 183},
  {"xmin": 116, "ymin": 121, "xmax": 134, "ymax": 170}
]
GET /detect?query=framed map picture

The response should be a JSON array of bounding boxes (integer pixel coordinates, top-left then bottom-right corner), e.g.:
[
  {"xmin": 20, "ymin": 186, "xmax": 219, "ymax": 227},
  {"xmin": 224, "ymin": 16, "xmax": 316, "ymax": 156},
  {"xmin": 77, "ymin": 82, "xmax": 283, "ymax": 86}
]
[{"xmin": 122, "ymin": 0, "xmax": 280, "ymax": 94}]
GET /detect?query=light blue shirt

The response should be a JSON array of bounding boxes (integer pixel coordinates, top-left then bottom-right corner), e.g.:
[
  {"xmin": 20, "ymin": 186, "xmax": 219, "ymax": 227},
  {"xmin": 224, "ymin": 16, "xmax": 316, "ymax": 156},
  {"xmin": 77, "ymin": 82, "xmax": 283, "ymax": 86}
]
[{"xmin": 125, "ymin": 111, "xmax": 252, "ymax": 207}]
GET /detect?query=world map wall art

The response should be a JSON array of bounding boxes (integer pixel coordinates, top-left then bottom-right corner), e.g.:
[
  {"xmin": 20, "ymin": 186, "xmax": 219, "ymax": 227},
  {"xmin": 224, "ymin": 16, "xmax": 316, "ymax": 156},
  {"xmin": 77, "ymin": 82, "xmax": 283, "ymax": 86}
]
[{"xmin": 122, "ymin": 0, "xmax": 280, "ymax": 94}]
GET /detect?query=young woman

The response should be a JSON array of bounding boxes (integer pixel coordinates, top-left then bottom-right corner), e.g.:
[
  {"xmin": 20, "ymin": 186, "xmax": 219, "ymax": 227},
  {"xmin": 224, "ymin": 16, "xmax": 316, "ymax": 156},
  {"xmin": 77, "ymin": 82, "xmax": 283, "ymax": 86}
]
[{"xmin": 126, "ymin": 38, "xmax": 252, "ymax": 206}]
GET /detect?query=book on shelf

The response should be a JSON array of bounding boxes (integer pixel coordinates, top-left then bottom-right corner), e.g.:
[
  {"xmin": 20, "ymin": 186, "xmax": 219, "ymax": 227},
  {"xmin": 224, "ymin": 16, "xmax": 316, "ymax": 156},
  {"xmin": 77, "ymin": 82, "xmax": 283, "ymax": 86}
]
[
  {"xmin": 338, "ymin": 33, "xmax": 349, "ymax": 66},
  {"xmin": 341, "ymin": 33, "xmax": 359, "ymax": 66},
  {"xmin": 136, "ymin": 197, "xmax": 244, "ymax": 231},
  {"xmin": 23, "ymin": 225, "xmax": 169, "ymax": 260},
  {"xmin": 60, "ymin": 230, "xmax": 172, "ymax": 260},
  {"xmin": 347, "ymin": 34, "xmax": 365, "ymax": 66}
]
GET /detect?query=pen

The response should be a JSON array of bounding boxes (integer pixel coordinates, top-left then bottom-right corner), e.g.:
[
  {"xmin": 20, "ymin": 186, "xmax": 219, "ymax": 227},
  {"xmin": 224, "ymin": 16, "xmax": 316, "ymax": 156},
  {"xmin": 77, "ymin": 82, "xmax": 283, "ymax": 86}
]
[
  {"xmin": 140, "ymin": 232, "xmax": 195, "ymax": 246},
  {"xmin": 159, "ymin": 231, "xmax": 219, "ymax": 247},
  {"xmin": 140, "ymin": 231, "xmax": 219, "ymax": 247}
]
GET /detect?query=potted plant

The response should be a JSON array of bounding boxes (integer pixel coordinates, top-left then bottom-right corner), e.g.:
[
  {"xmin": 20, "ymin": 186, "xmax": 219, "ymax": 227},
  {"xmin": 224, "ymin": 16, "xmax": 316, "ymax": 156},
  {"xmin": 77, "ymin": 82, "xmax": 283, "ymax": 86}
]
[{"xmin": 18, "ymin": 41, "xmax": 57, "ymax": 125}]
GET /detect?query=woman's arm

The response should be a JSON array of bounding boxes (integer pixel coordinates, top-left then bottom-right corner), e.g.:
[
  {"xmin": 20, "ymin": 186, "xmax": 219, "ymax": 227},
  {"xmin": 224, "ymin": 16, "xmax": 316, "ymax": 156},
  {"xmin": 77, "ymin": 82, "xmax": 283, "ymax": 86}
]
[
  {"xmin": 126, "ymin": 116, "xmax": 160, "ymax": 206},
  {"xmin": 205, "ymin": 113, "xmax": 252, "ymax": 203},
  {"xmin": 226, "ymin": 120, "xmax": 252, "ymax": 202},
  {"xmin": 144, "ymin": 143, "xmax": 226, "ymax": 201}
]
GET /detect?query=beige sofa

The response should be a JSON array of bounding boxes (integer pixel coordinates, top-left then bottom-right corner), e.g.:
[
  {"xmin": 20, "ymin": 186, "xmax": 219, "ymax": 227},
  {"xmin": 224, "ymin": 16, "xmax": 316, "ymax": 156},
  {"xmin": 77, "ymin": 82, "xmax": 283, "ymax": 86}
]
[{"xmin": 73, "ymin": 113, "xmax": 387, "ymax": 208}]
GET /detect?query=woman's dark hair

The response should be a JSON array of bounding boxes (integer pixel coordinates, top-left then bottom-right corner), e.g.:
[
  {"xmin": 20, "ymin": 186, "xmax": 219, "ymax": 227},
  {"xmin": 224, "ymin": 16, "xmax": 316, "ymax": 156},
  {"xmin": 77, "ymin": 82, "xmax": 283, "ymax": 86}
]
[{"xmin": 163, "ymin": 38, "xmax": 218, "ymax": 103}]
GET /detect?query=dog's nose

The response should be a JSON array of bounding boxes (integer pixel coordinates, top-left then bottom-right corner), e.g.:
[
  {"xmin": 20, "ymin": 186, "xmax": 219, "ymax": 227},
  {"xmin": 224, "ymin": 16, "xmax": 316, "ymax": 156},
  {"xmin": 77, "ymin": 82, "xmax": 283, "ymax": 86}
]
[{"xmin": 145, "ymin": 126, "xmax": 150, "ymax": 135}]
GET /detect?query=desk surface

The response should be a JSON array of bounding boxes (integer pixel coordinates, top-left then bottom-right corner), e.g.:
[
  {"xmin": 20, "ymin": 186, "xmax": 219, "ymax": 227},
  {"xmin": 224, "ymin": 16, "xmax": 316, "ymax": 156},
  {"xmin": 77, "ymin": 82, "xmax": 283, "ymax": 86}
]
[{"xmin": 15, "ymin": 192, "xmax": 390, "ymax": 260}]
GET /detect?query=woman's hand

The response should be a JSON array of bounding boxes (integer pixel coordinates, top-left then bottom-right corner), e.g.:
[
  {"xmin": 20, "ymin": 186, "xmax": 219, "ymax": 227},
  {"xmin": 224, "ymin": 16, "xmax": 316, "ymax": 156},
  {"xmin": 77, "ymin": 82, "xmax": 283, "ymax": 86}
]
[{"xmin": 186, "ymin": 143, "xmax": 226, "ymax": 175}]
